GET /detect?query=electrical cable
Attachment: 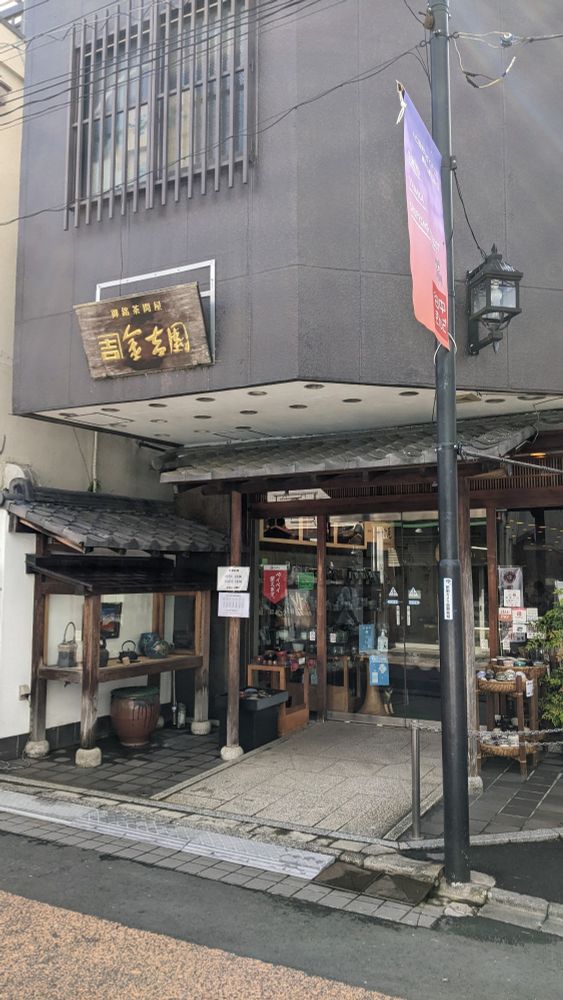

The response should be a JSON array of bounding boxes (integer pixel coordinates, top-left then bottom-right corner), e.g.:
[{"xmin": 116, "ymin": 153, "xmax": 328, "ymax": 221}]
[
  {"xmin": 0, "ymin": 0, "xmax": 343, "ymax": 128},
  {"xmin": 400, "ymin": 0, "xmax": 424, "ymax": 26},
  {"xmin": 453, "ymin": 170, "xmax": 486, "ymax": 260},
  {"xmin": 0, "ymin": 0, "xmax": 330, "ymax": 107},
  {"xmin": 0, "ymin": 40, "xmax": 428, "ymax": 226}
]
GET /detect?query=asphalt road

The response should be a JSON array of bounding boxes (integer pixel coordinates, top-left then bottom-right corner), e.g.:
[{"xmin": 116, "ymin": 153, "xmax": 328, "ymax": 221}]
[{"xmin": 0, "ymin": 831, "xmax": 561, "ymax": 1000}]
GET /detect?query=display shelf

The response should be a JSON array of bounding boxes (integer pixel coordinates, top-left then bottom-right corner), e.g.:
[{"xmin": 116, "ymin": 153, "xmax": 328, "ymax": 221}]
[{"xmin": 38, "ymin": 653, "xmax": 202, "ymax": 684}]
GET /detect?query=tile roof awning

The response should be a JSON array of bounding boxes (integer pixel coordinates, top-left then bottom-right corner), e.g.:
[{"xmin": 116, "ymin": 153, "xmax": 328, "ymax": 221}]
[
  {"xmin": 1, "ymin": 483, "xmax": 227, "ymax": 553},
  {"xmin": 157, "ymin": 411, "xmax": 563, "ymax": 486}
]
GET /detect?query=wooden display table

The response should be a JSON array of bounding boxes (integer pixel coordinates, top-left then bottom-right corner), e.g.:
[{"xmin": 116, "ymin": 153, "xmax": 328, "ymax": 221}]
[{"xmin": 247, "ymin": 663, "xmax": 310, "ymax": 736}]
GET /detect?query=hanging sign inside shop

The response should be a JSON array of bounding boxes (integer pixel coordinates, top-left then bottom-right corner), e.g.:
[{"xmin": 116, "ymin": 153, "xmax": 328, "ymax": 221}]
[
  {"xmin": 74, "ymin": 282, "xmax": 211, "ymax": 380},
  {"xmin": 217, "ymin": 566, "xmax": 250, "ymax": 592},
  {"xmin": 387, "ymin": 586, "xmax": 400, "ymax": 606},
  {"xmin": 359, "ymin": 624, "xmax": 376, "ymax": 653},
  {"xmin": 399, "ymin": 87, "xmax": 449, "ymax": 349},
  {"xmin": 369, "ymin": 655, "xmax": 390, "ymax": 687},
  {"xmin": 263, "ymin": 565, "xmax": 288, "ymax": 605},
  {"xmin": 408, "ymin": 587, "xmax": 421, "ymax": 606},
  {"xmin": 218, "ymin": 592, "xmax": 250, "ymax": 618},
  {"xmin": 503, "ymin": 589, "xmax": 522, "ymax": 608},
  {"xmin": 297, "ymin": 571, "xmax": 315, "ymax": 590}
]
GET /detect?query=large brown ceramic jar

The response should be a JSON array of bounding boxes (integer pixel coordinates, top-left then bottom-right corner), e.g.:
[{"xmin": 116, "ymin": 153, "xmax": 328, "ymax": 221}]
[{"xmin": 110, "ymin": 686, "xmax": 160, "ymax": 748}]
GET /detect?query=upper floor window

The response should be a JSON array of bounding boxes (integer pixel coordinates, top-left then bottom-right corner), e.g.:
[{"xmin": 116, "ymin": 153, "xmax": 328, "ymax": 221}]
[{"xmin": 64, "ymin": 0, "xmax": 254, "ymax": 227}]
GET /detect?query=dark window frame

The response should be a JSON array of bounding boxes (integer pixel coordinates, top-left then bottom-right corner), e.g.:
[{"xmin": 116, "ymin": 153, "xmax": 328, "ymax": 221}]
[{"xmin": 64, "ymin": 0, "xmax": 254, "ymax": 228}]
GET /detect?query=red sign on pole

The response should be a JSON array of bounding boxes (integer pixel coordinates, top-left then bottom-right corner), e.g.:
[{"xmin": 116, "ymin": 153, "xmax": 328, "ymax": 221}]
[
  {"xmin": 263, "ymin": 565, "xmax": 288, "ymax": 605},
  {"xmin": 402, "ymin": 90, "xmax": 449, "ymax": 349}
]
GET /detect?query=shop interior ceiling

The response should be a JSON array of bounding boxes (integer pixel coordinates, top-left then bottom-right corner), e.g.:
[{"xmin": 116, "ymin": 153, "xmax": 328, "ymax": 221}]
[{"xmin": 36, "ymin": 382, "xmax": 563, "ymax": 449}]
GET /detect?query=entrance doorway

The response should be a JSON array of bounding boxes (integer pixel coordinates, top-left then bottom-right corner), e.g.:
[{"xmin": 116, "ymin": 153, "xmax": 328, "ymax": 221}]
[{"xmin": 255, "ymin": 511, "xmax": 489, "ymax": 725}]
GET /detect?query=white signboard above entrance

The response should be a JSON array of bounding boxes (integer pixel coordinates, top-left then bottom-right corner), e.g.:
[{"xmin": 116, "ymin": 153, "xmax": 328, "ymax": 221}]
[
  {"xmin": 217, "ymin": 566, "xmax": 250, "ymax": 592},
  {"xmin": 218, "ymin": 592, "xmax": 250, "ymax": 618},
  {"xmin": 266, "ymin": 489, "xmax": 331, "ymax": 503}
]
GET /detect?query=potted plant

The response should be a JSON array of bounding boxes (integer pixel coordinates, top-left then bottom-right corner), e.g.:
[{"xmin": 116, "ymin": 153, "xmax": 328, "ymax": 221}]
[{"xmin": 527, "ymin": 593, "xmax": 563, "ymax": 745}]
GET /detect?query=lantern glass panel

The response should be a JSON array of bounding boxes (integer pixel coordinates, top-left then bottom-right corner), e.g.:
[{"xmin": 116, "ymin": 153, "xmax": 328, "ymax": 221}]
[{"xmin": 471, "ymin": 280, "xmax": 487, "ymax": 317}]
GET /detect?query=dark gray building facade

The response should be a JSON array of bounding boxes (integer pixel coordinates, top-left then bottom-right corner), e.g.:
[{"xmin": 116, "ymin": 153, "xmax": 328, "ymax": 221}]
[{"xmin": 13, "ymin": 0, "xmax": 563, "ymax": 427}]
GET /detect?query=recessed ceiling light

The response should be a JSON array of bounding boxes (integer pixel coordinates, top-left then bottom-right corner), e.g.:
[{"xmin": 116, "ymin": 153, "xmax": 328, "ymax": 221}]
[
  {"xmin": 194, "ymin": 414, "xmax": 212, "ymax": 420},
  {"xmin": 399, "ymin": 390, "xmax": 419, "ymax": 397},
  {"xmin": 248, "ymin": 390, "xmax": 267, "ymax": 396},
  {"xmin": 485, "ymin": 398, "xmax": 506, "ymax": 404},
  {"xmin": 530, "ymin": 452, "xmax": 547, "ymax": 458},
  {"xmin": 101, "ymin": 407, "xmax": 120, "ymax": 413},
  {"xmin": 148, "ymin": 402, "xmax": 167, "ymax": 408},
  {"xmin": 289, "ymin": 404, "xmax": 307, "ymax": 409},
  {"xmin": 150, "ymin": 419, "xmax": 167, "ymax": 423},
  {"xmin": 240, "ymin": 409, "xmax": 257, "ymax": 415},
  {"xmin": 342, "ymin": 398, "xmax": 362, "ymax": 403},
  {"xmin": 195, "ymin": 397, "xmax": 215, "ymax": 403},
  {"xmin": 304, "ymin": 383, "xmax": 325, "ymax": 390}
]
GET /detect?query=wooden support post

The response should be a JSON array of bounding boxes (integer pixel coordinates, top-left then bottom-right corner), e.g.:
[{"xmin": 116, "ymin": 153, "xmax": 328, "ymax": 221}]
[
  {"xmin": 316, "ymin": 513, "xmax": 327, "ymax": 721},
  {"xmin": 192, "ymin": 590, "xmax": 211, "ymax": 734},
  {"xmin": 79, "ymin": 594, "xmax": 101, "ymax": 754},
  {"xmin": 26, "ymin": 536, "xmax": 49, "ymax": 757},
  {"xmin": 486, "ymin": 504, "xmax": 499, "ymax": 657},
  {"xmin": 458, "ymin": 476, "xmax": 478, "ymax": 780},
  {"xmin": 223, "ymin": 491, "xmax": 243, "ymax": 757}
]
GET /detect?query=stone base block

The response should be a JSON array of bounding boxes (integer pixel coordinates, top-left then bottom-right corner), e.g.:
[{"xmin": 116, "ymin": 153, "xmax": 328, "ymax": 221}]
[
  {"xmin": 435, "ymin": 877, "xmax": 488, "ymax": 907},
  {"xmin": 468, "ymin": 775, "xmax": 484, "ymax": 795},
  {"xmin": 220, "ymin": 744, "xmax": 244, "ymax": 761},
  {"xmin": 191, "ymin": 720, "xmax": 212, "ymax": 736},
  {"xmin": 75, "ymin": 747, "xmax": 102, "ymax": 768},
  {"xmin": 24, "ymin": 739, "xmax": 50, "ymax": 759}
]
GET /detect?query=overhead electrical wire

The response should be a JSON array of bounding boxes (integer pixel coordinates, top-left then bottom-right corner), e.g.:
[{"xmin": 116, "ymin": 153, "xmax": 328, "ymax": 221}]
[
  {"xmin": 0, "ymin": 39, "xmax": 428, "ymax": 226},
  {"xmin": 0, "ymin": 0, "xmax": 344, "ymax": 128}
]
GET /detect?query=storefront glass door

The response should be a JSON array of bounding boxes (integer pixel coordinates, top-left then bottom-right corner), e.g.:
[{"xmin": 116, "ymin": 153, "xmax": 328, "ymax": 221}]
[{"xmin": 256, "ymin": 510, "xmax": 489, "ymax": 725}]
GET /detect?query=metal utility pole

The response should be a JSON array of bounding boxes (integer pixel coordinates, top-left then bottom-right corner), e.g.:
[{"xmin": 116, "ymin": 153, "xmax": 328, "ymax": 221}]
[{"xmin": 429, "ymin": 0, "xmax": 470, "ymax": 883}]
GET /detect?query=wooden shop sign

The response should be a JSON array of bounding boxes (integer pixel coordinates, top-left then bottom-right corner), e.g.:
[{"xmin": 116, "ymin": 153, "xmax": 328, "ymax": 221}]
[{"xmin": 74, "ymin": 282, "xmax": 212, "ymax": 380}]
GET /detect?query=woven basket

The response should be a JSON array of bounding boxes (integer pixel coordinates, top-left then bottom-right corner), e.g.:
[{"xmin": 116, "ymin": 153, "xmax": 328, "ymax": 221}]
[
  {"xmin": 478, "ymin": 678, "xmax": 517, "ymax": 694},
  {"xmin": 480, "ymin": 741, "xmax": 536, "ymax": 758}
]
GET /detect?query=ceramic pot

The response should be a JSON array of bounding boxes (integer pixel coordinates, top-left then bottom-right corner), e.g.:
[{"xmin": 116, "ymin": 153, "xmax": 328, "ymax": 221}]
[{"xmin": 110, "ymin": 686, "xmax": 160, "ymax": 748}]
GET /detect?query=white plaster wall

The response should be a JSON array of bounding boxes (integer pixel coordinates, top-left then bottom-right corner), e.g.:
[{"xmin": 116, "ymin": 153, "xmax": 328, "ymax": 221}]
[
  {"xmin": 43, "ymin": 593, "xmax": 154, "ymax": 728},
  {"xmin": 0, "ymin": 514, "xmax": 35, "ymax": 739}
]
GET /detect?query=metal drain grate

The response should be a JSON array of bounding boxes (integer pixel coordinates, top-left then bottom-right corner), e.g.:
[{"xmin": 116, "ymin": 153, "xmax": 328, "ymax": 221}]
[{"xmin": 0, "ymin": 789, "xmax": 331, "ymax": 880}]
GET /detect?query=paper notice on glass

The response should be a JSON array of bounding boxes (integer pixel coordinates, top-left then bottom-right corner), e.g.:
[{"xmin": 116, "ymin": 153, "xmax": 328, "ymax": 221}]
[
  {"xmin": 512, "ymin": 608, "xmax": 527, "ymax": 625},
  {"xmin": 504, "ymin": 589, "xmax": 522, "ymax": 608},
  {"xmin": 526, "ymin": 679, "xmax": 534, "ymax": 698},
  {"xmin": 218, "ymin": 592, "xmax": 250, "ymax": 618},
  {"xmin": 498, "ymin": 607, "xmax": 513, "ymax": 623},
  {"xmin": 526, "ymin": 607, "xmax": 539, "ymax": 621}
]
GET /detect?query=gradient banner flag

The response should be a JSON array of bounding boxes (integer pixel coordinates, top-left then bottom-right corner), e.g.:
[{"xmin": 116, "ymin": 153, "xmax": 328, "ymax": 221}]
[{"xmin": 402, "ymin": 91, "xmax": 449, "ymax": 349}]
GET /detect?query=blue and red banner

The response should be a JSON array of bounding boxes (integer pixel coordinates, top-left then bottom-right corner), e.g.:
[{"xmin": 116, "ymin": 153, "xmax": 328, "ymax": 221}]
[{"xmin": 402, "ymin": 91, "xmax": 449, "ymax": 349}]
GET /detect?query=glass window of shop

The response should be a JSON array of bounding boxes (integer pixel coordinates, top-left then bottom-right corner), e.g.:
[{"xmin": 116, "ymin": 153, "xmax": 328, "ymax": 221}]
[
  {"xmin": 255, "ymin": 511, "xmax": 489, "ymax": 724},
  {"xmin": 496, "ymin": 507, "xmax": 563, "ymax": 654}
]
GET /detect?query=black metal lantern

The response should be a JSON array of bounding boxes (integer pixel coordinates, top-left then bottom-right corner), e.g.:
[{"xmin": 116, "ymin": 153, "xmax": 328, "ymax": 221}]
[{"xmin": 467, "ymin": 245, "xmax": 522, "ymax": 355}]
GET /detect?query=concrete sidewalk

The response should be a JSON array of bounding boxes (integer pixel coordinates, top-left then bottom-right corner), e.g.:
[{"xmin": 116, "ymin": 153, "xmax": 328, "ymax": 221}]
[{"xmin": 161, "ymin": 721, "xmax": 443, "ymax": 838}]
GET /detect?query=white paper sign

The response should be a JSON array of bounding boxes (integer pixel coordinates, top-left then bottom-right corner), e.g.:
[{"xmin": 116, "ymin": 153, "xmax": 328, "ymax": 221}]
[
  {"xmin": 217, "ymin": 566, "xmax": 250, "ymax": 592},
  {"xmin": 512, "ymin": 608, "xmax": 527, "ymax": 625},
  {"xmin": 504, "ymin": 589, "xmax": 522, "ymax": 608},
  {"xmin": 218, "ymin": 592, "xmax": 250, "ymax": 618},
  {"xmin": 526, "ymin": 679, "xmax": 534, "ymax": 698},
  {"xmin": 443, "ymin": 578, "xmax": 453, "ymax": 620},
  {"xmin": 526, "ymin": 607, "xmax": 538, "ymax": 622}
]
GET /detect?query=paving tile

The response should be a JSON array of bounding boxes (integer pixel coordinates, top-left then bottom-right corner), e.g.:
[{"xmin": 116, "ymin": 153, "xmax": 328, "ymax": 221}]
[
  {"xmin": 217, "ymin": 870, "xmax": 254, "ymax": 886},
  {"xmin": 373, "ymin": 903, "xmax": 412, "ymax": 921},
  {"xmin": 417, "ymin": 913, "xmax": 439, "ymax": 928},
  {"xmin": 318, "ymin": 890, "xmax": 358, "ymax": 910},
  {"xmin": 294, "ymin": 885, "xmax": 333, "ymax": 903},
  {"xmin": 399, "ymin": 911, "xmax": 420, "ymax": 926},
  {"xmin": 344, "ymin": 898, "xmax": 384, "ymax": 917}
]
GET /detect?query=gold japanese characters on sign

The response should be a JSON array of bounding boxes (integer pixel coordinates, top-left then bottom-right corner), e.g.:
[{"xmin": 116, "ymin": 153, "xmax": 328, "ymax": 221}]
[{"xmin": 74, "ymin": 282, "xmax": 212, "ymax": 379}]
